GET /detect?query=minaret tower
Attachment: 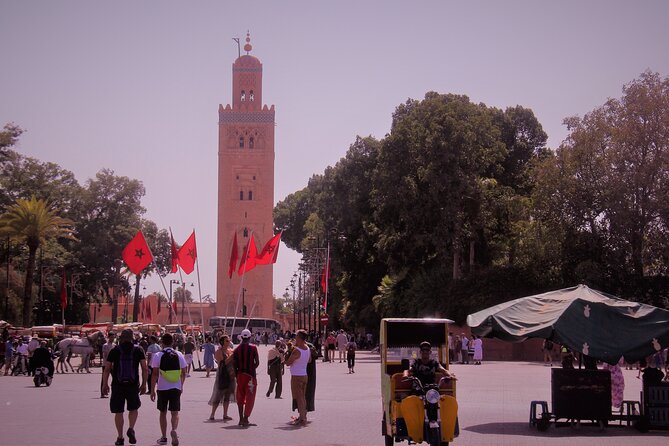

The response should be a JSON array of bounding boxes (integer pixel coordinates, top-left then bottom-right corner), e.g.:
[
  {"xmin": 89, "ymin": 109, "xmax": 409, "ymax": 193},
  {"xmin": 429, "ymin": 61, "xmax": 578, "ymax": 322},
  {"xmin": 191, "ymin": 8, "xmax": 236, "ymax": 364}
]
[{"xmin": 216, "ymin": 33, "xmax": 275, "ymax": 320}]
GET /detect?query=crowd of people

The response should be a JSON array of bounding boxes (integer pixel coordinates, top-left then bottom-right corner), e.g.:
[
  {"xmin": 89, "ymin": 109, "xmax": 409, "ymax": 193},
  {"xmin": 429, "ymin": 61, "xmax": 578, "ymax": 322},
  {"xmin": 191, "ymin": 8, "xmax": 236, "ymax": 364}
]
[
  {"xmin": 95, "ymin": 327, "xmax": 362, "ymax": 445},
  {"xmin": 0, "ymin": 324, "xmax": 370, "ymax": 446},
  {"xmin": 447, "ymin": 332, "xmax": 484, "ymax": 365}
]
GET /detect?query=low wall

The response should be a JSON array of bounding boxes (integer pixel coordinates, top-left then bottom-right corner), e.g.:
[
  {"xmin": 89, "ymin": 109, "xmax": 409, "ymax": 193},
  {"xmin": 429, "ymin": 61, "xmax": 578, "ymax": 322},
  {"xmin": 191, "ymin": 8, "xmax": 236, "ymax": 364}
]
[{"xmin": 450, "ymin": 325, "xmax": 545, "ymax": 362}]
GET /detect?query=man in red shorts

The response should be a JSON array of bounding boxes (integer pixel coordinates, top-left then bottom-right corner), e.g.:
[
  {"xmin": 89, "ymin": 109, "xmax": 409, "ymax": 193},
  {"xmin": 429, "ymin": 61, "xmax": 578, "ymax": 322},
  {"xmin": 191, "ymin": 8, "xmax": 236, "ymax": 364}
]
[{"xmin": 233, "ymin": 329, "xmax": 260, "ymax": 426}]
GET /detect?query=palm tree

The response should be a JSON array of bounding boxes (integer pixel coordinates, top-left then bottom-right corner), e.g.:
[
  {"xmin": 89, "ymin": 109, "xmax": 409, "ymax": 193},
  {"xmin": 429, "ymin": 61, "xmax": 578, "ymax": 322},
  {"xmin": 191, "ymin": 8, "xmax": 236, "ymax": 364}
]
[{"xmin": 0, "ymin": 197, "xmax": 75, "ymax": 326}]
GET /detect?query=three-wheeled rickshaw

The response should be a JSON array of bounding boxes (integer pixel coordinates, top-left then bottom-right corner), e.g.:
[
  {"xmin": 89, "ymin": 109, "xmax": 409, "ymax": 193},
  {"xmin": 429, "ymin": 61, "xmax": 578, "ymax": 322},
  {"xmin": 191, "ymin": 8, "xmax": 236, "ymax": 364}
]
[{"xmin": 380, "ymin": 318, "xmax": 458, "ymax": 446}]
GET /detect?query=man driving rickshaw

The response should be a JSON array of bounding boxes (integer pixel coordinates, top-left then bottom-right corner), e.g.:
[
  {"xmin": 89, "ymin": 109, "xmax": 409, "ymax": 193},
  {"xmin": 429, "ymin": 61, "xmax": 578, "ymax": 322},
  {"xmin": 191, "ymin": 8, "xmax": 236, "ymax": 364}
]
[
  {"xmin": 381, "ymin": 318, "xmax": 459, "ymax": 446},
  {"xmin": 403, "ymin": 341, "xmax": 456, "ymax": 387}
]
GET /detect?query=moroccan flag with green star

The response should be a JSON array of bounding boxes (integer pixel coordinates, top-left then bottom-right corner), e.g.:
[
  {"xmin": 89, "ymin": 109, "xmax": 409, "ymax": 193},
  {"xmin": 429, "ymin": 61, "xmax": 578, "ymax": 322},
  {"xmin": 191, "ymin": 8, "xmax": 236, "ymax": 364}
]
[
  {"xmin": 177, "ymin": 230, "xmax": 197, "ymax": 274},
  {"xmin": 237, "ymin": 235, "xmax": 258, "ymax": 276},
  {"xmin": 122, "ymin": 231, "xmax": 154, "ymax": 275},
  {"xmin": 170, "ymin": 232, "xmax": 180, "ymax": 273},
  {"xmin": 255, "ymin": 231, "xmax": 282, "ymax": 265}
]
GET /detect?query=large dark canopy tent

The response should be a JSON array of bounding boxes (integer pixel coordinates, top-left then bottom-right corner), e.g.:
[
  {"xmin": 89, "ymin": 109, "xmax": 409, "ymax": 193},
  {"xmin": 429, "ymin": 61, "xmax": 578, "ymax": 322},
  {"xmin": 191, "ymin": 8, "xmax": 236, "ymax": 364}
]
[{"xmin": 467, "ymin": 285, "xmax": 669, "ymax": 364}]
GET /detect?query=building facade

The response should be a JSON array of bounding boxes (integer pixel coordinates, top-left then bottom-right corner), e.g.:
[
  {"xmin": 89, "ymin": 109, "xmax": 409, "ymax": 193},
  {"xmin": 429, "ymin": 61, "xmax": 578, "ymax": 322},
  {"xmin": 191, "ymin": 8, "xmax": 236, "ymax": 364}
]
[{"xmin": 215, "ymin": 34, "xmax": 275, "ymax": 320}]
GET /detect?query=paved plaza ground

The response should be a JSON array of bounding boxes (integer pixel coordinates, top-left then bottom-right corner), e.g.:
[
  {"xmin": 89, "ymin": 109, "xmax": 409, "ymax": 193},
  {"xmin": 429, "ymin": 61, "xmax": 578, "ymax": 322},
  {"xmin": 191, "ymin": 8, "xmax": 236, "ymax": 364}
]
[{"xmin": 1, "ymin": 346, "xmax": 667, "ymax": 445}]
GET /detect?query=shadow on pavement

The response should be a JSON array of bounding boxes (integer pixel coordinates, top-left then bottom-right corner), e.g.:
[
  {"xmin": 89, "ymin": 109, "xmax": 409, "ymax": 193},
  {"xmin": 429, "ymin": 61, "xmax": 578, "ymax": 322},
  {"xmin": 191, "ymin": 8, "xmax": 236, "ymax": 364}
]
[{"xmin": 465, "ymin": 422, "xmax": 669, "ymax": 437}]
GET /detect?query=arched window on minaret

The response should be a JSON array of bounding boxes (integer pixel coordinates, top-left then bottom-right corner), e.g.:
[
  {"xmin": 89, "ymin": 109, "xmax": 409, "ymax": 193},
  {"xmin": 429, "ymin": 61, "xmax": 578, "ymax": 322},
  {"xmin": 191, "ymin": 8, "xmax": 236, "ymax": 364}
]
[
  {"xmin": 249, "ymin": 90, "xmax": 254, "ymax": 101},
  {"xmin": 239, "ymin": 190, "xmax": 244, "ymax": 201},
  {"xmin": 243, "ymin": 227, "xmax": 248, "ymax": 238},
  {"xmin": 249, "ymin": 136, "xmax": 254, "ymax": 149},
  {"xmin": 239, "ymin": 136, "xmax": 244, "ymax": 148},
  {"xmin": 248, "ymin": 191, "xmax": 253, "ymax": 200},
  {"xmin": 240, "ymin": 90, "xmax": 246, "ymax": 101}
]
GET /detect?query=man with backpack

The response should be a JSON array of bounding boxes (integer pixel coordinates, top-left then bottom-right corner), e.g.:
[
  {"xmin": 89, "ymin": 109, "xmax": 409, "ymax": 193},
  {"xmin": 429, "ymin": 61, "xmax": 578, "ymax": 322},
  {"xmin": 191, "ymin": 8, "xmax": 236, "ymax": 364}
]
[
  {"xmin": 102, "ymin": 329, "xmax": 148, "ymax": 446},
  {"xmin": 150, "ymin": 333, "xmax": 188, "ymax": 446}
]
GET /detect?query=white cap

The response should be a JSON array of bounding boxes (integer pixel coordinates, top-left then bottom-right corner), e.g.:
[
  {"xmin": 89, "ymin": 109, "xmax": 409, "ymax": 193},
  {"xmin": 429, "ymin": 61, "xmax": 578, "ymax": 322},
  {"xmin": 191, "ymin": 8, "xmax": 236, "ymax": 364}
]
[{"xmin": 240, "ymin": 329, "xmax": 252, "ymax": 339}]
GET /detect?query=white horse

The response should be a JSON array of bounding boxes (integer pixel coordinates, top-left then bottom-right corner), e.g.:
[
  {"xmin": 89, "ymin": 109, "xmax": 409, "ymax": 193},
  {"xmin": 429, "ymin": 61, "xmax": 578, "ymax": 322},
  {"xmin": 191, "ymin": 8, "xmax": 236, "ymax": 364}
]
[{"xmin": 55, "ymin": 330, "xmax": 104, "ymax": 373}]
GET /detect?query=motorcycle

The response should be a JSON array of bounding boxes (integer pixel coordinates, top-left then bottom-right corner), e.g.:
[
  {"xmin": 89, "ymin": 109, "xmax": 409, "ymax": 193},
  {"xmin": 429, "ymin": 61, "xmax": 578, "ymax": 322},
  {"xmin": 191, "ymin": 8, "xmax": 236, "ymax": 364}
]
[
  {"xmin": 33, "ymin": 366, "xmax": 52, "ymax": 387},
  {"xmin": 401, "ymin": 375, "xmax": 451, "ymax": 446}
]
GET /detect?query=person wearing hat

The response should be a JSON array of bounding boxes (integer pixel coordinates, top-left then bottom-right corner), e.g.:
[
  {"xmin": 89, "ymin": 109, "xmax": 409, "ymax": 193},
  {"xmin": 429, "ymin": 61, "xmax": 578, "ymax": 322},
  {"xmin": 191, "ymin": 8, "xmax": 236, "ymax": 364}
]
[
  {"xmin": 403, "ymin": 341, "xmax": 455, "ymax": 387},
  {"xmin": 102, "ymin": 329, "xmax": 148, "ymax": 446},
  {"xmin": 232, "ymin": 328, "xmax": 259, "ymax": 426}
]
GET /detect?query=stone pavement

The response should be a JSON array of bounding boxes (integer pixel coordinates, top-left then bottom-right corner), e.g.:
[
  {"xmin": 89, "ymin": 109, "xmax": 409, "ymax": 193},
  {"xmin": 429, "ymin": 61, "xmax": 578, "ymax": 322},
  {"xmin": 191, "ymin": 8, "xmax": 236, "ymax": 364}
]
[{"xmin": 0, "ymin": 347, "xmax": 667, "ymax": 445}]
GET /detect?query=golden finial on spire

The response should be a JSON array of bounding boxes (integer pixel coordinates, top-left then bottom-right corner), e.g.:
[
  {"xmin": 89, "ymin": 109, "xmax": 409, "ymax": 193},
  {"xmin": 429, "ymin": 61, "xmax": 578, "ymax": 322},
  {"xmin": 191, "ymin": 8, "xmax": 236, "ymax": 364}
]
[{"xmin": 244, "ymin": 31, "xmax": 252, "ymax": 54}]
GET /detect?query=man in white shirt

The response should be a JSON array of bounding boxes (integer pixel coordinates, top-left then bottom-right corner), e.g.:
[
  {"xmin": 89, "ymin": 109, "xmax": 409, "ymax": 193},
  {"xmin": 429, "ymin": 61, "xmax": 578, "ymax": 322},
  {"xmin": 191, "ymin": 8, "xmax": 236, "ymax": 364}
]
[
  {"xmin": 336, "ymin": 330, "xmax": 348, "ymax": 363},
  {"xmin": 150, "ymin": 333, "xmax": 188, "ymax": 446}
]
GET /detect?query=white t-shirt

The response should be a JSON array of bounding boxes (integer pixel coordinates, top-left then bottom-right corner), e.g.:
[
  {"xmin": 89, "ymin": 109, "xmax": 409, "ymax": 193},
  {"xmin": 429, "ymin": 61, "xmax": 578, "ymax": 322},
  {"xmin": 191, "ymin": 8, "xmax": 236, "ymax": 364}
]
[
  {"xmin": 336, "ymin": 333, "xmax": 348, "ymax": 349},
  {"xmin": 150, "ymin": 348, "xmax": 187, "ymax": 391}
]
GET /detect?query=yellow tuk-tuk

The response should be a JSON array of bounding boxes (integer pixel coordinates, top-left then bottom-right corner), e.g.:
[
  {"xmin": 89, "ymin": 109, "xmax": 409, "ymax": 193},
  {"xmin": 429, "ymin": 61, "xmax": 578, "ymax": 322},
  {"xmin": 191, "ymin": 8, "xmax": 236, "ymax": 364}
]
[{"xmin": 381, "ymin": 318, "xmax": 458, "ymax": 446}]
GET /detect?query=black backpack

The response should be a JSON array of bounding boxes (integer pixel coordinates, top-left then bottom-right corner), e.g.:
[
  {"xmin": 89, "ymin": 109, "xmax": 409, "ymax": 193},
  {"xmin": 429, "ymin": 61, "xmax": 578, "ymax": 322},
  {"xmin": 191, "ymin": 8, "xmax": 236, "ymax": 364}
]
[
  {"xmin": 159, "ymin": 348, "xmax": 181, "ymax": 383},
  {"xmin": 116, "ymin": 345, "xmax": 138, "ymax": 385}
]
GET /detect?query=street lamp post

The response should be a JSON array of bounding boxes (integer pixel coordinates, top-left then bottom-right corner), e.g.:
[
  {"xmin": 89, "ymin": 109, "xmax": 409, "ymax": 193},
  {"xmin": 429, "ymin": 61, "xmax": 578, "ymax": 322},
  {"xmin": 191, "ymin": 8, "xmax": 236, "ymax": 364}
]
[
  {"xmin": 169, "ymin": 279, "xmax": 180, "ymax": 325},
  {"xmin": 290, "ymin": 273, "xmax": 297, "ymax": 331}
]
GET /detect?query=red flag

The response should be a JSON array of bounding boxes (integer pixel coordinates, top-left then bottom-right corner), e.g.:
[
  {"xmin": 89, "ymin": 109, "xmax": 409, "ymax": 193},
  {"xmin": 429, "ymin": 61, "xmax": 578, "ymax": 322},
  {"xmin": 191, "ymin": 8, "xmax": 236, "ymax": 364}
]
[
  {"xmin": 238, "ymin": 235, "xmax": 258, "ymax": 276},
  {"xmin": 122, "ymin": 231, "xmax": 154, "ymax": 275},
  {"xmin": 60, "ymin": 269, "xmax": 68, "ymax": 310},
  {"xmin": 170, "ymin": 233, "xmax": 179, "ymax": 273},
  {"xmin": 177, "ymin": 231, "xmax": 197, "ymax": 274},
  {"xmin": 228, "ymin": 233, "xmax": 239, "ymax": 279},
  {"xmin": 256, "ymin": 231, "xmax": 282, "ymax": 265},
  {"xmin": 321, "ymin": 255, "xmax": 329, "ymax": 311}
]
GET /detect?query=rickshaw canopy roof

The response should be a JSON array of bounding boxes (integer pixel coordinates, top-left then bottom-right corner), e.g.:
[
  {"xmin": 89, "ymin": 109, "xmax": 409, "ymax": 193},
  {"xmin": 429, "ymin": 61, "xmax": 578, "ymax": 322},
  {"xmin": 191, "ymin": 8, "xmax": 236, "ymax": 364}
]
[
  {"xmin": 382, "ymin": 318, "xmax": 454, "ymax": 347},
  {"xmin": 466, "ymin": 284, "xmax": 669, "ymax": 364}
]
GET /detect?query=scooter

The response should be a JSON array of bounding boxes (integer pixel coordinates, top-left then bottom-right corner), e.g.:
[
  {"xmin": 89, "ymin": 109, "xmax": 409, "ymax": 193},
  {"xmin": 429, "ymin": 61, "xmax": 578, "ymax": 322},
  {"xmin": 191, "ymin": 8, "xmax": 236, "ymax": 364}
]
[
  {"xmin": 402, "ymin": 375, "xmax": 444, "ymax": 446},
  {"xmin": 33, "ymin": 366, "xmax": 52, "ymax": 387}
]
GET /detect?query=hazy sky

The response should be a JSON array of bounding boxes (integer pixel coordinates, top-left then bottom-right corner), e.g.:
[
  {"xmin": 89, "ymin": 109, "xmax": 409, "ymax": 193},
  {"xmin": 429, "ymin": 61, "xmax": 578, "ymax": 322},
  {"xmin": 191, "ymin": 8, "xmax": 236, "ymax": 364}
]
[{"xmin": 1, "ymin": 1, "xmax": 668, "ymax": 303}]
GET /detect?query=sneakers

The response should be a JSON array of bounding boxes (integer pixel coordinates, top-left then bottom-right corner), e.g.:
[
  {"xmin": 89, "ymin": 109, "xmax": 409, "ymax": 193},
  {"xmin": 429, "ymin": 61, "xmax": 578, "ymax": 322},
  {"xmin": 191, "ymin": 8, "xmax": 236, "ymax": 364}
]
[
  {"xmin": 126, "ymin": 428, "xmax": 136, "ymax": 445},
  {"xmin": 115, "ymin": 438, "xmax": 124, "ymax": 446},
  {"xmin": 170, "ymin": 430, "xmax": 179, "ymax": 446},
  {"xmin": 157, "ymin": 437, "xmax": 167, "ymax": 445}
]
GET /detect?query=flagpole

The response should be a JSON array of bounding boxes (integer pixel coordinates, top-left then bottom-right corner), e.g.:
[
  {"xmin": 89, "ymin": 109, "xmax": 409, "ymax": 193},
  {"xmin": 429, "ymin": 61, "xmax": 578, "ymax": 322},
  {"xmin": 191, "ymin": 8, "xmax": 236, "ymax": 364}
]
[
  {"xmin": 195, "ymin": 240, "xmax": 205, "ymax": 332},
  {"xmin": 323, "ymin": 240, "xmax": 330, "ymax": 339},
  {"xmin": 194, "ymin": 239, "xmax": 206, "ymax": 370},
  {"xmin": 223, "ymin": 227, "xmax": 239, "ymax": 332},
  {"xmin": 231, "ymin": 231, "xmax": 253, "ymax": 339}
]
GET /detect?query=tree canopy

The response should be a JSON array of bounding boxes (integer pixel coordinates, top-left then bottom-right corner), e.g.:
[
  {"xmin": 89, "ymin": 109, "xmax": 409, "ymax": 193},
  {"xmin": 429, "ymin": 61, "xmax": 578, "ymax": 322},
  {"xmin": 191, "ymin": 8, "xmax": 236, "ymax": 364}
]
[{"xmin": 275, "ymin": 72, "xmax": 669, "ymax": 328}]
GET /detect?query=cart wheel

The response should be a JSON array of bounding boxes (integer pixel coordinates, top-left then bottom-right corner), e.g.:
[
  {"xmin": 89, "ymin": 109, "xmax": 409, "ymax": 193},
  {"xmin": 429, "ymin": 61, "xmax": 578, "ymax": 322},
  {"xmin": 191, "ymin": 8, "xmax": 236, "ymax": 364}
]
[{"xmin": 537, "ymin": 414, "xmax": 550, "ymax": 431}]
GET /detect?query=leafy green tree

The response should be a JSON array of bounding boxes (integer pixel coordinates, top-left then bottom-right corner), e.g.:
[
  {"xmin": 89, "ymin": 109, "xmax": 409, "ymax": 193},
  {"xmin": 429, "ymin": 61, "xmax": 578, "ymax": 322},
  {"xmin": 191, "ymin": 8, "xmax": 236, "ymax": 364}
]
[
  {"xmin": 0, "ymin": 122, "xmax": 24, "ymax": 161},
  {"xmin": 0, "ymin": 150, "xmax": 82, "ymax": 215},
  {"xmin": 71, "ymin": 169, "xmax": 146, "ymax": 321},
  {"xmin": 533, "ymin": 71, "xmax": 669, "ymax": 287},
  {"xmin": 371, "ymin": 92, "xmax": 506, "ymax": 280},
  {"xmin": 0, "ymin": 197, "xmax": 75, "ymax": 326}
]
